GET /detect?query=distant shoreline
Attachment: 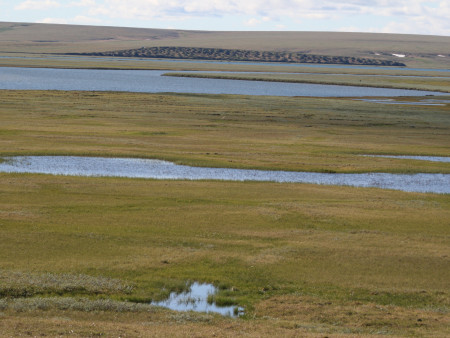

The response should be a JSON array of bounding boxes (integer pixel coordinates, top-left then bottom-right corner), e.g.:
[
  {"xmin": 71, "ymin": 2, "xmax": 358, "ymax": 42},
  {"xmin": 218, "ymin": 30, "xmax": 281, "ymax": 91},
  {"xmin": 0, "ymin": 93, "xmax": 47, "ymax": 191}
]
[{"xmin": 163, "ymin": 72, "xmax": 450, "ymax": 93}]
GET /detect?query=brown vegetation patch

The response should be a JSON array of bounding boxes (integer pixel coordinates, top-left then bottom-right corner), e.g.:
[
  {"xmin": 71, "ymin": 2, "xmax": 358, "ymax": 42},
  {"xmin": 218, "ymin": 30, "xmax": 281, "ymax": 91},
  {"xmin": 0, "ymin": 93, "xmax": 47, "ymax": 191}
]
[
  {"xmin": 77, "ymin": 46, "xmax": 406, "ymax": 66},
  {"xmin": 255, "ymin": 295, "xmax": 450, "ymax": 336}
]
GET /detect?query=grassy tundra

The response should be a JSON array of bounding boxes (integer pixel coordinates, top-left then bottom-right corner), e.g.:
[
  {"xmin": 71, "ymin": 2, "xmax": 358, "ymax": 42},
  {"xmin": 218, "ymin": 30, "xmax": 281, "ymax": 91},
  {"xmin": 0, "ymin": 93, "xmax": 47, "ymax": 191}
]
[
  {"xmin": 0, "ymin": 20, "xmax": 449, "ymax": 337},
  {"xmin": 0, "ymin": 90, "xmax": 449, "ymax": 336},
  {"xmin": 0, "ymin": 91, "xmax": 449, "ymax": 173}
]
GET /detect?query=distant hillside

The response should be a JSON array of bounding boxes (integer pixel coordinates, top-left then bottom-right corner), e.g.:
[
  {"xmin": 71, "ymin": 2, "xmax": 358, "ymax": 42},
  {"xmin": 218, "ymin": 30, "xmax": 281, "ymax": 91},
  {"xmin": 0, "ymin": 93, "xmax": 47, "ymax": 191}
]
[
  {"xmin": 0, "ymin": 22, "xmax": 449, "ymax": 67},
  {"xmin": 76, "ymin": 46, "xmax": 405, "ymax": 66}
]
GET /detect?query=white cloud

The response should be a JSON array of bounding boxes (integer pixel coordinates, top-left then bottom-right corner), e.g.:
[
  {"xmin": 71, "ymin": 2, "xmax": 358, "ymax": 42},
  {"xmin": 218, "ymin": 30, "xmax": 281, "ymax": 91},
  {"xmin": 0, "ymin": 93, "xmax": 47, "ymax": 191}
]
[
  {"xmin": 303, "ymin": 12, "xmax": 332, "ymax": 20},
  {"xmin": 89, "ymin": 0, "xmax": 317, "ymax": 20},
  {"xmin": 275, "ymin": 24, "xmax": 287, "ymax": 30},
  {"xmin": 243, "ymin": 16, "xmax": 276, "ymax": 27},
  {"xmin": 373, "ymin": 1, "xmax": 450, "ymax": 36},
  {"xmin": 37, "ymin": 15, "xmax": 102, "ymax": 26},
  {"xmin": 69, "ymin": 0, "xmax": 96, "ymax": 7},
  {"xmin": 10, "ymin": 0, "xmax": 450, "ymax": 35},
  {"xmin": 380, "ymin": 18, "xmax": 450, "ymax": 36},
  {"xmin": 15, "ymin": 0, "xmax": 60, "ymax": 10},
  {"xmin": 244, "ymin": 18, "xmax": 260, "ymax": 26},
  {"xmin": 72, "ymin": 15, "xmax": 102, "ymax": 24},
  {"xmin": 85, "ymin": 0, "xmax": 447, "ymax": 23},
  {"xmin": 38, "ymin": 17, "xmax": 68, "ymax": 24},
  {"xmin": 338, "ymin": 26, "xmax": 360, "ymax": 32}
]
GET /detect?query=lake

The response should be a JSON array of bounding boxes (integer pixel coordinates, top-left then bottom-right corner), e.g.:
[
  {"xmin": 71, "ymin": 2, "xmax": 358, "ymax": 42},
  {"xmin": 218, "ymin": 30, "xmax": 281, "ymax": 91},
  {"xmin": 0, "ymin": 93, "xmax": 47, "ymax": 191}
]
[
  {"xmin": 1, "ymin": 156, "xmax": 448, "ymax": 194},
  {"xmin": 0, "ymin": 67, "xmax": 445, "ymax": 97}
]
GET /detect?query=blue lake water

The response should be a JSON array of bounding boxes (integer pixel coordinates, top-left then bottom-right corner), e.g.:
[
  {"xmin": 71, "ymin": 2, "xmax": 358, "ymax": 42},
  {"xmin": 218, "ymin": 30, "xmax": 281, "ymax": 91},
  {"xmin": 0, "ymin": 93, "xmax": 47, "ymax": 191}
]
[
  {"xmin": 1, "ymin": 156, "xmax": 448, "ymax": 194},
  {"xmin": 0, "ymin": 67, "xmax": 445, "ymax": 97}
]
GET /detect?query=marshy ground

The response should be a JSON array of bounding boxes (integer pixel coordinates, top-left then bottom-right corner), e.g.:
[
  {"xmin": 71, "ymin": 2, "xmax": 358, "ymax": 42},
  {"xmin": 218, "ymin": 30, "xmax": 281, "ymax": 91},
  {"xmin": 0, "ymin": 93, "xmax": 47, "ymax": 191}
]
[{"xmin": 0, "ymin": 90, "xmax": 449, "ymax": 336}]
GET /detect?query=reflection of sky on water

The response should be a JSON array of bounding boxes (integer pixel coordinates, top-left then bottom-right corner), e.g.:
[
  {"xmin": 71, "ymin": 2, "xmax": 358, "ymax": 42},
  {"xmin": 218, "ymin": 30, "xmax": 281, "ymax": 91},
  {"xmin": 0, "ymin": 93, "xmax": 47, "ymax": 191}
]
[
  {"xmin": 363, "ymin": 155, "xmax": 450, "ymax": 162},
  {"xmin": 0, "ymin": 67, "xmax": 445, "ymax": 97},
  {"xmin": 0, "ymin": 156, "xmax": 449, "ymax": 194},
  {"xmin": 151, "ymin": 282, "xmax": 243, "ymax": 317}
]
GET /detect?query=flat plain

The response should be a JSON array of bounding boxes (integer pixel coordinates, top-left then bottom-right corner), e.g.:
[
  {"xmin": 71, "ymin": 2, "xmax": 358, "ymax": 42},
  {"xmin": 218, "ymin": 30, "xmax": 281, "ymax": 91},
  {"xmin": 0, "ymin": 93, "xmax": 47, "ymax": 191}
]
[
  {"xmin": 0, "ymin": 90, "xmax": 449, "ymax": 336},
  {"xmin": 0, "ymin": 22, "xmax": 449, "ymax": 337}
]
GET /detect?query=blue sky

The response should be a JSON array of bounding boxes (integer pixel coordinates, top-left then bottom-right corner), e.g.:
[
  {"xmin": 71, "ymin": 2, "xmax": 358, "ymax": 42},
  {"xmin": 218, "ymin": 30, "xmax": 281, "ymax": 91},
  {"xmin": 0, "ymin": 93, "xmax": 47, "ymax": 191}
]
[{"xmin": 2, "ymin": 0, "xmax": 449, "ymax": 36}]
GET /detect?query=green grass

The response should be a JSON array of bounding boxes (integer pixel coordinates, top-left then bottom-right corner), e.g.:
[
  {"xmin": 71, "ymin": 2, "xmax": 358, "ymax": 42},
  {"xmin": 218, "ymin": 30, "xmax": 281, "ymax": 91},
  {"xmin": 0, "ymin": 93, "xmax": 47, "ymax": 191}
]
[
  {"xmin": 0, "ymin": 90, "xmax": 449, "ymax": 174},
  {"xmin": 0, "ymin": 270, "xmax": 133, "ymax": 297},
  {"xmin": 0, "ymin": 89, "xmax": 449, "ymax": 336},
  {"xmin": 0, "ymin": 297, "xmax": 154, "ymax": 313},
  {"xmin": 0, "ymin": 174, "xmax": 449, "ymax": 335}
]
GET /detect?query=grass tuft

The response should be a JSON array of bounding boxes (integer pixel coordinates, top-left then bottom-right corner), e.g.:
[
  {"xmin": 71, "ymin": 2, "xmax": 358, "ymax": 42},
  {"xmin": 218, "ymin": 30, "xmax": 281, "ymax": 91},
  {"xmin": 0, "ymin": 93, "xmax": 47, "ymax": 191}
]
[
  {"xmin": 0, "ymin": 297, "xmax": 153, "ymax": 313},
  {"xmin": 0, "ymin": 270, "xmax": 133, "ymax": 297}
]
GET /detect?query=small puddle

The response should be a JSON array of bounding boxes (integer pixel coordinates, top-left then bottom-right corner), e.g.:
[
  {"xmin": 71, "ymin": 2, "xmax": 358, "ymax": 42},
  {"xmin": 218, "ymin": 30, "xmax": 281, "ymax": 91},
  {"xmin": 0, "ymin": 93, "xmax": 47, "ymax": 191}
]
[{"xmin": 151, "ymin": 282, "xmax": 244, "ymax": 317}]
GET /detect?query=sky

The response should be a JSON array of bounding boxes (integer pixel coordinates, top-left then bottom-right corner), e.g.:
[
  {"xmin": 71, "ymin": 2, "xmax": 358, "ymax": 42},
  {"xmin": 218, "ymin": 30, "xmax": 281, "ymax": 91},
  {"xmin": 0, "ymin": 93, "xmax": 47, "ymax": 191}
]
[{"xmin": 1, "ymin": 0, "xmax": 449, "ymax": 36}]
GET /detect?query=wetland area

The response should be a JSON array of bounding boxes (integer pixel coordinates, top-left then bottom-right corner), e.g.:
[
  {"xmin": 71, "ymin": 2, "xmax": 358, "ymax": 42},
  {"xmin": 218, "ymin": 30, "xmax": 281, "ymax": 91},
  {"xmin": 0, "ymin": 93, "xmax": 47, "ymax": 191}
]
[
  {"xmin": 0, "ymin": 53, "xmax": 449, "ymax": 336},
  {"xmin": 150, "ymin": 282, "xmax": 244, "ymax": 317}
]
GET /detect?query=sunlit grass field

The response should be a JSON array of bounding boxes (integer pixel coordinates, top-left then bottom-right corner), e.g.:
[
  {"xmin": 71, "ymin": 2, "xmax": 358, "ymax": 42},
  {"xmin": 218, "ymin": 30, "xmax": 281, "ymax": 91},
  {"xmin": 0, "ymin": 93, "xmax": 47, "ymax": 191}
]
[
  {"xmin": 0, "ymin": 174, "xmax": 449, "ymax": 336},
  {"xmin": 0, "ymin": 90, "xmax": 449, "ymax": 173},
  {"xmin": 0, "ymin": 90, "xmax": 449, "ymax": 336}
]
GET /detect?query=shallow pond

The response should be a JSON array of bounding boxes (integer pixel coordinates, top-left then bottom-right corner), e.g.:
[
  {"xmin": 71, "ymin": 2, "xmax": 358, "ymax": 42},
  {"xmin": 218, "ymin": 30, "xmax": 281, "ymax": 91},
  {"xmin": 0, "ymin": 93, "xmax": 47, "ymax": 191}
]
[
  {"xmin": 151, "ymin": 282, "xmax": 243, "ymax": 317},
  {"xmin": 0, "ymin": 67, "xmax": 445, "ymax": 97},
  {"xmin": 0, "ymin": 156, "xmax": 448, "ymax": 194}
]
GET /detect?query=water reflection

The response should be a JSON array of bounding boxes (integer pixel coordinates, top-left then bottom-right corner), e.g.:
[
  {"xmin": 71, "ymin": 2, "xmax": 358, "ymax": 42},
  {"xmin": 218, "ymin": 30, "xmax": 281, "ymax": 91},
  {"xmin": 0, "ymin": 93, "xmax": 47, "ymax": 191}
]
[
  {"xmin": 0, "ymin": 67, "xmax": 445, "ymax": 97},
  {"xmin": 0, "ymin": 156, "xmax": 448, "ymax": 193},
  {"xmin": 363, "ymin": 155, "xmax": 450, "ymax": 162},
  {"xmin": 151, "ymin": 282, "xmax": 243, "ymax": 317}
]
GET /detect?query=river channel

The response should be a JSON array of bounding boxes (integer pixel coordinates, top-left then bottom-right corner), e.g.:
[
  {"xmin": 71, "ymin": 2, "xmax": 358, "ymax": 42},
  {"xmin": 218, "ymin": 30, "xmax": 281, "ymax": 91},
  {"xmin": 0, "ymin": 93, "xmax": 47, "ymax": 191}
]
[
  {"xmin": 0, "ymin": 67, "xmax": 445, "ymax": 97},
  {"xmin": 1, "ymin": 156, "xmax": 448, "ymax": 194}
]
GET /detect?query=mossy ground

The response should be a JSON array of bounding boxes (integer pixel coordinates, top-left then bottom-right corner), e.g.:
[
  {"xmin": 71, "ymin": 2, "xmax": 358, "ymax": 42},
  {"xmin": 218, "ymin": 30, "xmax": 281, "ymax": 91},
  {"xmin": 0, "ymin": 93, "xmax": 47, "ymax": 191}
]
[
  {"xmin": 0, "ymin": 90, "xmax": 449, "ymax": 173},
  {"xmin": 0, "ymin": 175, "xmax": 449, "ymax": 336},
  {"xmin": 0, "ymin": 90, "xmax": 449, "ymax": 336}
]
